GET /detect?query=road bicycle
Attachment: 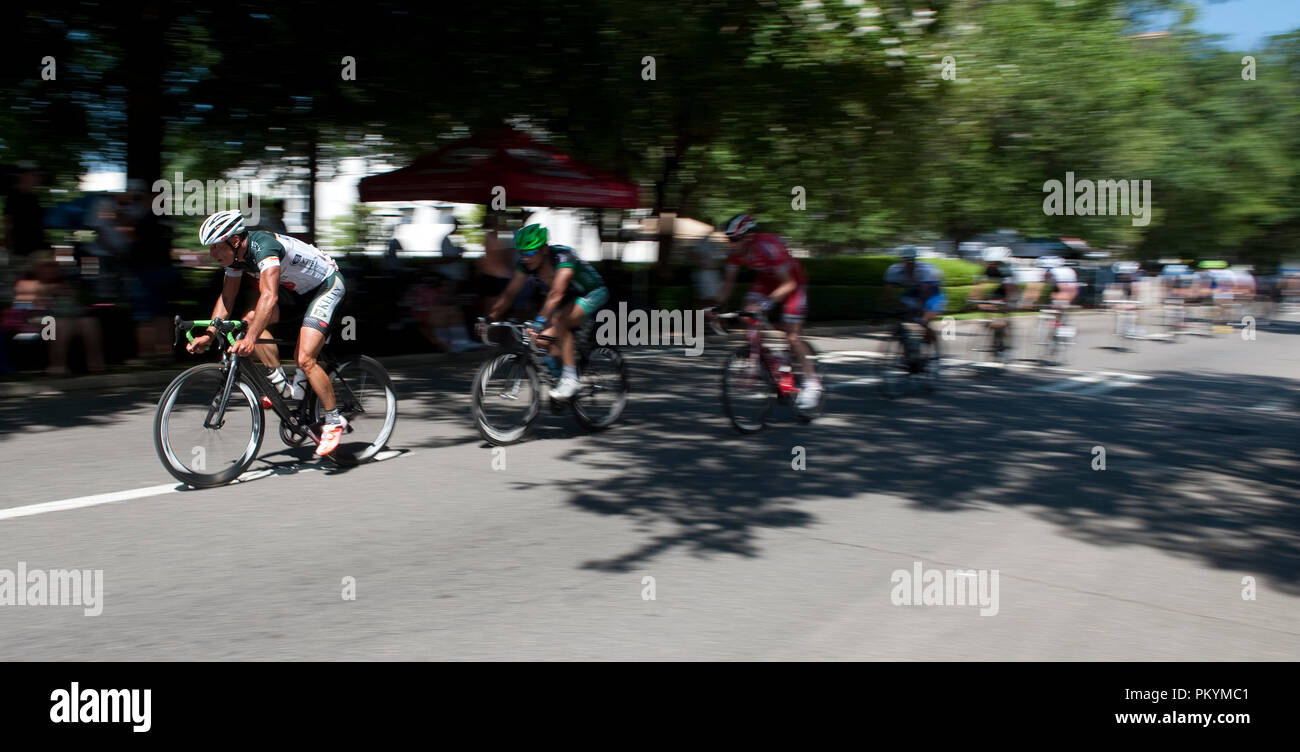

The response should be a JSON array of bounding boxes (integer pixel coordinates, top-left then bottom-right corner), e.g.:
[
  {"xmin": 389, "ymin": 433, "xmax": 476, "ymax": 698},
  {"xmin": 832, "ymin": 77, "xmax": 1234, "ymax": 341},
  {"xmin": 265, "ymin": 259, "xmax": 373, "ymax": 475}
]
[
  {"xmin": 968, "ymin": 298, "xmax": 1014, "ymax": 371},
  {"xmin": 1031, "ymin": 304, "xmax": 1079, "ymax": 365},
  {"xmin": 153, "ymin": 316, "xmax": 398, "ymax": 488},
  {"xmin": 718, "ymin": 309, "xmax": 825, "ymax": 432},
  {"xmin": 470, "ymin": 317, "xmax": 628, "ymax": 445},
  {"xmin": 876, "ymin": 310, "xmax": 942, "ymax": 398}
]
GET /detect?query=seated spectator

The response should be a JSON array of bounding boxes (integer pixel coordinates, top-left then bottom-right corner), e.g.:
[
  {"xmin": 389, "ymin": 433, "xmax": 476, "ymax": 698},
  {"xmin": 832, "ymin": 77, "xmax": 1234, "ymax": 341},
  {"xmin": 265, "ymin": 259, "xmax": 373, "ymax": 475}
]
[
  {"xmin": 404, "ymin": 272, "xmax": 480, "ymax": 353},
  {"xmin": 2, "ymin": 251, "xmax": 104, "ymax": 376}
]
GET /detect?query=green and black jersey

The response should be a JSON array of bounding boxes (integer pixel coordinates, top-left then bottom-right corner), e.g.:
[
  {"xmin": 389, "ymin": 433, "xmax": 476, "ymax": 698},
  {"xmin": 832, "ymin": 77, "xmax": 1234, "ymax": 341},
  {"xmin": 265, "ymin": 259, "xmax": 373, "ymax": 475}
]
[
  {"xmin": 517, "ymin": 245, "xmax": 605, "ymax": 298},
  {"xmin": 224, "ymin": 230, "xmax": 340, "ymax": 295}
]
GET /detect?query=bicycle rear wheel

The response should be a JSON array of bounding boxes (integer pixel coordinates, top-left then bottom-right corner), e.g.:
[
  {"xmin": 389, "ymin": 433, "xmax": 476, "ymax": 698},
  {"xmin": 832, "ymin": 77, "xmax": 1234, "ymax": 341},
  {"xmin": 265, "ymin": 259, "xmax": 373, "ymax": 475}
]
[
  {"xmin": 722, "ymin": 345, "xmax": 776, "ymax": 433},
  {"xmin": 307, "ymin": 355, "xmax": 398, "ymax": 465},
  {"xmin": 154, "ymin": 363, "xmax": 264, "ymax": 488},
  {"xmin": 573, "ymin": 346, "xmax": 629, "ymax": 431},
  {"xmin": 471, "ymin": 352, "xmax": 540, "ymax": 445}
]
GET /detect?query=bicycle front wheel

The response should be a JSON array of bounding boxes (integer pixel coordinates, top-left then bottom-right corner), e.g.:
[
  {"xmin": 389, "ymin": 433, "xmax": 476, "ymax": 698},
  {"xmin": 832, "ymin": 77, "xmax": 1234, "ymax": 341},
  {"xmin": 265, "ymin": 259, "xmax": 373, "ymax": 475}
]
[
  {"xmin": 876, "ymin": 336, "xmax": 907, "ymax": 399},
  {"xmin": 308, "ymin": 355, "xmax": 398, "ymax": 466},
  {"xmin": 1032, "ymin": 316, "xmax": 1061, "ymax": 364},
  {"xmin": 471, "ymin": 353, "xmax": 541, "ymax": 445},
  {"xmin": 721, "ymin": 345, "xmax": 775, "ymax": 433},
  {"xmin": 920, "ymin": 338, "xmax": 944, "ymax": 393},
  {"xmin": 154, "ymin": 363, "xmax": 264, "ymax": 488}
]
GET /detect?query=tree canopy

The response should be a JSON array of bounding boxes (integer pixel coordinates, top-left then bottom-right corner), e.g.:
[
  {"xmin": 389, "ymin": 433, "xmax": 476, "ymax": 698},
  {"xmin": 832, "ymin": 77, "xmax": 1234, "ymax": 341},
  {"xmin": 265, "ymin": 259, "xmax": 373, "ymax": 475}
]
[{"xmin": 3, "ymin": 0, "xmax": 1297, "ymax": 263}]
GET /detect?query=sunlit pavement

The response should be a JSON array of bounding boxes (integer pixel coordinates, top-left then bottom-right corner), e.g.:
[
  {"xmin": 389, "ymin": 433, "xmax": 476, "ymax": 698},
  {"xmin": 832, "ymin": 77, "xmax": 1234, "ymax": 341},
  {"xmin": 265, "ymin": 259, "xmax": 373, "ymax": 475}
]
[{"xmin": 0, "ymin": 310, "xmax": 1296, "ymax": 660}]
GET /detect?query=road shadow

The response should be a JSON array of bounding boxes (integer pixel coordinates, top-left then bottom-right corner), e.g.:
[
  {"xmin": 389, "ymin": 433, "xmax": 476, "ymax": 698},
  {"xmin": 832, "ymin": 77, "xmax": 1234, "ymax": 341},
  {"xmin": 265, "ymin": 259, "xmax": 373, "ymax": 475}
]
[{"xmin": 549, "ymin": 336, "xmax": 1300, "ymax": 595}]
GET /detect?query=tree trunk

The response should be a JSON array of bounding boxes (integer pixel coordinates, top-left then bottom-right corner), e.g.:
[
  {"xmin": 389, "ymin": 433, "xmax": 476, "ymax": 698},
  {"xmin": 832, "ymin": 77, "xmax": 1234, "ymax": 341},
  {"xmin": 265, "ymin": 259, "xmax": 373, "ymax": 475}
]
[{"xmin": 124, "ymin": 3, "xmax": 165, "ymax": 187}]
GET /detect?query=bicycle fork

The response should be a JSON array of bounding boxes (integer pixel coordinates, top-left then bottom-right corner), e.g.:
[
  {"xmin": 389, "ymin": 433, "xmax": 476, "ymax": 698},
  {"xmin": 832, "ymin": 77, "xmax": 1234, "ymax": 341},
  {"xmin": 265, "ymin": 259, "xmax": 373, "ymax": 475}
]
[{"xmin": 205, "ymin": 356, "xmax": 241, "ymax": 430}]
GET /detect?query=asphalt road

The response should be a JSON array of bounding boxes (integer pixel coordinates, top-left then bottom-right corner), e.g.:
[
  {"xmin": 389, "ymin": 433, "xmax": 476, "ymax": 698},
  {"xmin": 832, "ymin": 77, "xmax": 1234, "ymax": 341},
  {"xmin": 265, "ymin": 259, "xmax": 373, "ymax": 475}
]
[{"xmin": 1, "ymin": 309, "xmax": 1297, "ymax": 660}]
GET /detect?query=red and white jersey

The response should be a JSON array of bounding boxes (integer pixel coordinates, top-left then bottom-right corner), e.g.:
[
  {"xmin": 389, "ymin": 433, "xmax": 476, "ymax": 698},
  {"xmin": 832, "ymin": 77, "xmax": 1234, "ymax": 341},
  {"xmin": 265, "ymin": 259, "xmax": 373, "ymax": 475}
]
[{"xmin": 725, "ymin": 233, "xmax": 807, "ymax": 294}]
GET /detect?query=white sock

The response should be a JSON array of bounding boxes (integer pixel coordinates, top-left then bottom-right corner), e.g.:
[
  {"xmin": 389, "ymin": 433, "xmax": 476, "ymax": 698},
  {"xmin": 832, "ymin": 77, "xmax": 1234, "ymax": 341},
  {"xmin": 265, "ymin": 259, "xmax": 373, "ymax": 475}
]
[{"xmin": 562, "ymin": 366, "xmax": 577, "ymax": 381}]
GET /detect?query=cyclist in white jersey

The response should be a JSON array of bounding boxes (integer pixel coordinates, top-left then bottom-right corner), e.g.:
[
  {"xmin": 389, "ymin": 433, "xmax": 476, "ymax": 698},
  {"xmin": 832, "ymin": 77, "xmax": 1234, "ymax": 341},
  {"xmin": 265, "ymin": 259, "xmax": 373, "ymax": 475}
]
[
  {"xmin": 1041, "ymin": 256, "xmax": 1079, "ymax": 305},
  {"xmin": 189, "ymin": 210, "xmax": 348, "ymax": 456}
]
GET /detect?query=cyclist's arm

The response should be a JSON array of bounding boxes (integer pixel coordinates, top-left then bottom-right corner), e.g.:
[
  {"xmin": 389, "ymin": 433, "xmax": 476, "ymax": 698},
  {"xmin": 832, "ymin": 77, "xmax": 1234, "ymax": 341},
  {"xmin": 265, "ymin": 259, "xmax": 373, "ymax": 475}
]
[
  {"xmin": 715, "ymin": 263, "xmax": 740, "ymax": 310},
  {"xmin": 881, "ymin": 283, "xmax": 902, "ymax": 311},
  {"xmin": 538, "ymin": 266, "xmax": 574, "ymax": 321},
  {"xmin": 487, "ymin": 270, "xmax": 526, "ymax": 321},
  {"xmin": 243, "ymin": 266, "xmax": 280, "ymax": 344},
  {"xmin": 768, "ymin": 265, "xmax": 796, "ymax": 303},
  {"xmin": 205, "ymin": 273, "xmax": 243, "ymax": 337}
]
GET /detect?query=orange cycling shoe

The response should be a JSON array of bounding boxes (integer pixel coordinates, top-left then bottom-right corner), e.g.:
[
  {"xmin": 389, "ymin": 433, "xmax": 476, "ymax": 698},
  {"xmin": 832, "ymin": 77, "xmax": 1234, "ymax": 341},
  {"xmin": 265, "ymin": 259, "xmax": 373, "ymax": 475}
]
[{"xmin": 315, "ymin": 416, "xmax": 349, "ymax": 457}]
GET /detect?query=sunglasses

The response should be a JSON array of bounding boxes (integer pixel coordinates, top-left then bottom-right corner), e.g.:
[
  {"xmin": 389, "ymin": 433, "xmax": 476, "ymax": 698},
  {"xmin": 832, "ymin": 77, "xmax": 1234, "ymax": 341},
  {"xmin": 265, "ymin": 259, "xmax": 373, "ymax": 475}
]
[{"xmin": 518, "ymin": 247, "xmax": 542, "ymax": 257}]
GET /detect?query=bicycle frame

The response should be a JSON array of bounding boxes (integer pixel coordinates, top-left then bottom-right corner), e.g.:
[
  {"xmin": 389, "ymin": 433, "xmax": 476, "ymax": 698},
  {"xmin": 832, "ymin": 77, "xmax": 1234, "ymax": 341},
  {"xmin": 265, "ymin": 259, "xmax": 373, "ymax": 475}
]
[
  {"xmin": 721, "ymin": 310, "xmax": 795, "ymax": 393},
  {"xmin": 880, "ymin": 308, "xmax": 934, "ymax": 369},
  {"xmin": 176, "ymin": 317, "xmax": 330, "ymax": 443},
  {"xmin": 481, "ymin": 319, "xmax": 598, "ymax": 391},
  {"xmin": 968, "ymin": 299, "xmax": 1013, "ymax": 356}
]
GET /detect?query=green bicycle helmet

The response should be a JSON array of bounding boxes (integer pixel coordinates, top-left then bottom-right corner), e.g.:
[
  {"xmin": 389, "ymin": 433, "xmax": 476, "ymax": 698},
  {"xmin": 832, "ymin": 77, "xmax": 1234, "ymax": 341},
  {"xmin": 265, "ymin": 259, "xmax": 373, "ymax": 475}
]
[{"xmin": 514, "ymin": 224, "xmax": 548, "ymax": 251}]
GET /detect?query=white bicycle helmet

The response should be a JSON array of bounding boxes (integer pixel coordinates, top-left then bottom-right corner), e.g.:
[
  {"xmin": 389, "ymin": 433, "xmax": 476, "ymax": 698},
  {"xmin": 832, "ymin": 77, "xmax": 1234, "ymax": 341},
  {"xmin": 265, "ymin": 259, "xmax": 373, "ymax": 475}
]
[
  {"xmin": 982, "ymin": 246, "xmax": 1011, "ymax": 263},
  {"xmin": 1035, "ymin": 255, "xmax": 1063, "ymax": 269},
  {"xmin": 199, "ymin": 210, "xmax": 246, "ymax": 246}
]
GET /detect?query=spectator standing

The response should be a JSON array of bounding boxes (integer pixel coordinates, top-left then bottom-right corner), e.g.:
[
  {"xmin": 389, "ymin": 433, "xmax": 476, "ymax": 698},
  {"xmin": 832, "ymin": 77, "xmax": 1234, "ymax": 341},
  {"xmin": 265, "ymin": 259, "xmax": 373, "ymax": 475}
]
[{"xmin": 123, "ymin": 182, "xmax": 179, "ymax": 362}]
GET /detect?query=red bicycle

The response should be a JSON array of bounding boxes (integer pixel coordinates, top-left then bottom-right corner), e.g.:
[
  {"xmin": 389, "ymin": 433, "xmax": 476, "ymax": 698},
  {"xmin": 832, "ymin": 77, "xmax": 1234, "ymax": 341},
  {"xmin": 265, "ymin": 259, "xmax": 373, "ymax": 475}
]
[{"xmin": 717, "ymin": 309, "xmax": 824, "ymax": 433}]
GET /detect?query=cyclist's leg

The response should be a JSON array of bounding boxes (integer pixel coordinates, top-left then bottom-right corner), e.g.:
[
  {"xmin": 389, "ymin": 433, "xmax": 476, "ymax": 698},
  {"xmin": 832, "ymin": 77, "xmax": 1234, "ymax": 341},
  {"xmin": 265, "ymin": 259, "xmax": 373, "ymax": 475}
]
[
  {"xmin": 899, "ymin": 296, "xmax": 920, "ymax": 350},
  {"xmin": 778, "ymin": 287, "xmax": 817, "ymax": 384},
  {"xmin": 741, "ymin": 290, "xmax": 767, "ymax": 314},
  {"xmin": 242, "ymin": 304, "xmax": 281, "ymax": 368},
  {"xmin": 299, "ymin": 273, "xmax": 346, "ymax": 411},
  {"xmin": 921, "ymin": 293, "xmax": 946, "ymax": 350},
  {"xmin": 545, "ymin": 301, "xmax": 585, "ymax": 371},
  {"xmin": 545, "ymin": 288, "xmax": 605, "ymax": 369}
]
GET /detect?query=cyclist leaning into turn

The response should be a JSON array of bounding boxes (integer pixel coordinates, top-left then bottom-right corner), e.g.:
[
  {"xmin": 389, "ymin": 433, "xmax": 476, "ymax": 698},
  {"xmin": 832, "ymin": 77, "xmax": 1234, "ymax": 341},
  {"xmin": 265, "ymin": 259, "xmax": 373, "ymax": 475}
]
[
  {"xmin": 1039, "ymin": 256, "xmax": 1080, "ymax": 307},
  {"xmin": 479, "ymin": 223, "xmax": 609, "ymax": 402},
  {"xmin": 713, "ymin": 213, "xmax": 822, "ymax": 412},
  {"xmin": 972, "ymin": 245, "xmax": 1019, "ymax": 349},
  {"xmin": 190, "ymin": 210, "xmax": 348, "ymax": 456},
  {"xmin": 882, "ymin": 246, "xmax": 946, "ymax": 353}
]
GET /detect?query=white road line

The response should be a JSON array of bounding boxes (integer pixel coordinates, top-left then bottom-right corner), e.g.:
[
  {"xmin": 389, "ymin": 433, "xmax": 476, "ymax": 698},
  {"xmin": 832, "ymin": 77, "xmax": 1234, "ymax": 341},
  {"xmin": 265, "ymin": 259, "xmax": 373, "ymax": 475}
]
[
  {"xmin": 0, "ymin": 483, "xmax": 181, "ymax": 521},
  {"xmin": 1035, "ymin": 375, "xmax": 1104, "ymax": 393},
  {"xmin": 1, "ymin": 451, "xmax": 410, "ymax": 521},
  {"xmin": 1032, "ymin": 370, "xmax": 1152, "ymax": 396},
  {"xmin": 1073, "ymin": 379, "xmax": 1141, "ymax": 397},
  {"xmin": 1246, "ymin": 401, "xmax": 1288, "ymax": 412},
  {"xmin": 827, "ymin": 377, "xmax": 881, "ymax": 390}
]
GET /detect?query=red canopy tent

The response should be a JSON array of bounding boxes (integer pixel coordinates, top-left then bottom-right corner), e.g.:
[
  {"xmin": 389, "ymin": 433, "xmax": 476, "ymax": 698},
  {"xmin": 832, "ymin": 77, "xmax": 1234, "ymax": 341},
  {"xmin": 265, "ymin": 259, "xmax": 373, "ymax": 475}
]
[{"xmin": 357, "ymin": 127, "xmax": 641, "ymax": 208}]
